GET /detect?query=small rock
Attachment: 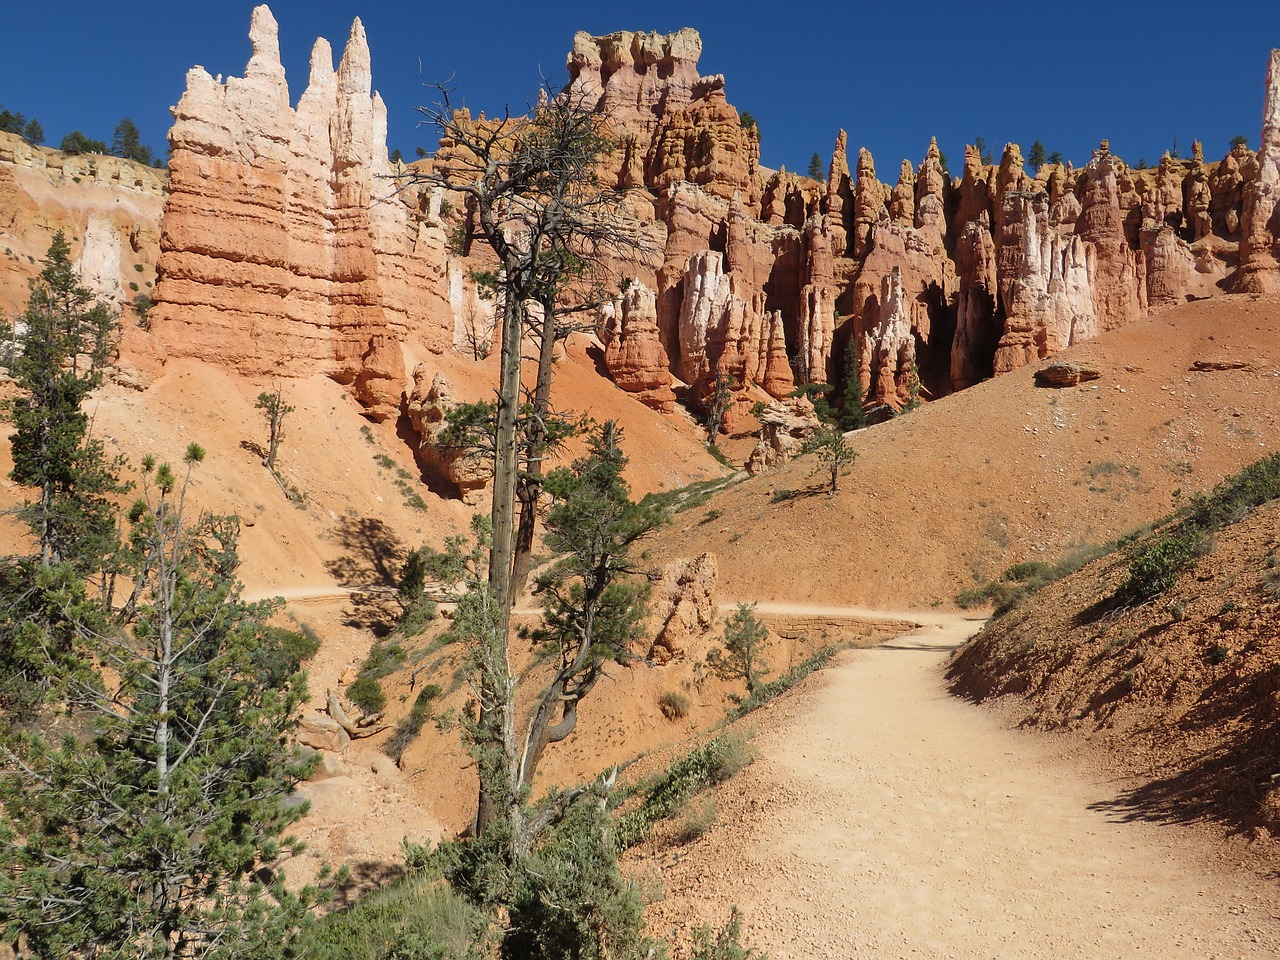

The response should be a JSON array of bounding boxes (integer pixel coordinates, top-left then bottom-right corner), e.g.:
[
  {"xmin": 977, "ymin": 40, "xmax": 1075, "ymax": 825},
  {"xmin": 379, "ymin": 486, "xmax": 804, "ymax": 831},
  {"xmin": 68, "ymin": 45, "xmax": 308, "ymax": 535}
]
[{"xmin": 1035, "ymin": 362, "xmax": 1102, "ymax": 388}]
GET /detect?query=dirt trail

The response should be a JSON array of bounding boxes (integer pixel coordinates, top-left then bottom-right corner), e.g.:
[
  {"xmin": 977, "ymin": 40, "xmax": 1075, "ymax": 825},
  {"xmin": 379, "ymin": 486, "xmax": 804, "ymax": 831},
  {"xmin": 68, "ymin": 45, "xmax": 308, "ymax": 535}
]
[{"xmin": 639, "ymin": 617, "xmax": 1280, "ymax": 960}]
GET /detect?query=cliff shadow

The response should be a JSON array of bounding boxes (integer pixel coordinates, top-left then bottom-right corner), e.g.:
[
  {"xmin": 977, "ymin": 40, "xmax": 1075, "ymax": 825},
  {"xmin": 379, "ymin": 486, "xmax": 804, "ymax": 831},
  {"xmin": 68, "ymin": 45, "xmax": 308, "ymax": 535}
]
[{"xmin": 324, "ymin": 514, "xmax": 405, "ymax": 636}]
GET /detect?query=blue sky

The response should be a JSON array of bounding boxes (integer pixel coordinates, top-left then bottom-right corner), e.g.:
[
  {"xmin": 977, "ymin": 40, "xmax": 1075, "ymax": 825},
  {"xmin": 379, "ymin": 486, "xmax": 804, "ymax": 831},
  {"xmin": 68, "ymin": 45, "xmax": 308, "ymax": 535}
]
[{"xmin": 2, "ymin": 1, "xmax": 1277, "ymax": 175}]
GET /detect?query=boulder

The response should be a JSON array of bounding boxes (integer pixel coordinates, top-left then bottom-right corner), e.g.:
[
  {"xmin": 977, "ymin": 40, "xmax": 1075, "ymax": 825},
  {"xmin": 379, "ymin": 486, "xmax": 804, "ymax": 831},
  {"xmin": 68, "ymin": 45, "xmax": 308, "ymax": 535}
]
[
  {"xmin": 650, "ymin": 553, "xmax": 719, "ymax": 663},
  {"xmin": 1034, "ymin": 361, "xmax": 1102, "ymax": 387}
]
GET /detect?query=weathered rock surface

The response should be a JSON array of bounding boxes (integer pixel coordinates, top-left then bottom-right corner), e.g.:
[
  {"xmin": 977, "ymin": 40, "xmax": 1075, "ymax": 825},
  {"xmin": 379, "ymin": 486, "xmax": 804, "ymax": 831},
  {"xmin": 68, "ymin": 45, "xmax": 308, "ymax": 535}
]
[
  {"xmin": 149, "ymin": 6, "xmax": 452, "ymax": 419},
  {"xmin": 1034, "ymin": 361, "xmax": 1102, "ymax": 387},
  {"xmin": 405, "ymin": 366, "xmax": 493, "ymax": 504},
  {"xmin": 650, "ymin": 553, "xmax": 719, "ymax": 663},
  {"xmin": 0, "ymin": 131, "xmax": 165, "ymax": 323},
  {"xmin": 1235, "ymin": 49, "xmax": 1280, "ymax": 293},
  {"xmin": 604, "ymin": 280, "xmax": 676, "ymax": 412},
  {"xmin": 746, "ymin": 396, "xmax": 821, "ymax": 474}
]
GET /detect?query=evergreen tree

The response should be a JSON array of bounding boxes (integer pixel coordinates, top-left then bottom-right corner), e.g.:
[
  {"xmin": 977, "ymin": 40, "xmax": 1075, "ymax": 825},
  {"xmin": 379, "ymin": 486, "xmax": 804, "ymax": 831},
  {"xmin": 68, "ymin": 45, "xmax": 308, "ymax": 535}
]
[
  {"xmin": 21, "ymin": 118, "xmax": 43, "ymax": 146},
  {"xmin": 0, "ymin": 448, "xmax": 328, "ymax": 959},
  {"xmin": 3, "ymin": 230, "xmax": 123, "ymax": 572},
  {"xmin": 804, "ymin": 422, "xmax": 857, "ymax": 496},
  {"xmin": 390, "ymin": 147, "xmax": 404, "ymax": 163},
  {"xmin": 807, "ymin": 151, "xmax": 824, "ymax": 180},
  {"xmin": 706, "ymin": 603, "xmax": 770, "ymax": 696},
  {"xmin": 59, "ymin": 130, "xmax": 108, "ymax": 154},
  {"xmin": 1028, "ymin": 140, "xmax": 1047, "ymax": 171},
  {"xmin": 525, "ymin": 422, "xmax": 664, "ymax": 793},
  {"xmin": 112, "ymin": 117, "xmax": 153, "ymax": 165},
  {"xmin": 1047, "ymin": 151, "xmax": 1064, "ymax": 166},
  {"xmin": 838, "ymin": 345, "xmax": 869, "ymax": 431},
  {"xmin": 255, "ymin": 386, "xmax": 294, "ymax": 474},
  {"xmin": 0, "ymin": 107, "xmax": 26, "ymax": 136}
]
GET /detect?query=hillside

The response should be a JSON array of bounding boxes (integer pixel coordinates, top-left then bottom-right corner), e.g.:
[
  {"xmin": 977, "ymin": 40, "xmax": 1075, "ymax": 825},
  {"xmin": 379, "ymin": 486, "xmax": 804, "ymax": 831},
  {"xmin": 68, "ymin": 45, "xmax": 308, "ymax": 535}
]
[
  {"xmin": 947, "ymin": 475, "xmax": 1280, "ymax": 838},
  {"xmin": 652, "ymin": 293, "xmax": 1280, "ymax": 608}
]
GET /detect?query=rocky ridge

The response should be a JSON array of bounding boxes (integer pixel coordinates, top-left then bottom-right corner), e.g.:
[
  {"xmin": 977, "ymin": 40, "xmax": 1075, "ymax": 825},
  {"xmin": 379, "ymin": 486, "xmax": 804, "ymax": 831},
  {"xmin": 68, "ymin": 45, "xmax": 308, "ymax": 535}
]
[{"xmin": 14, "ymin": 8, "xmax": 1280, "ymax": 447}]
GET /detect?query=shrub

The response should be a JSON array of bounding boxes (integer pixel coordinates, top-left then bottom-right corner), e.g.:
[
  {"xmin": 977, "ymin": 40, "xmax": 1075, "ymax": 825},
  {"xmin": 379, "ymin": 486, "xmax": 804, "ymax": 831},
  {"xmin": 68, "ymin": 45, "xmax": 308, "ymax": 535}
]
[
  {"xmin": 506, "ymin": 799, "xmax": 654, "ymax": 960},
  {"xmin": 298, "ymin": 871, "xmax": 484, "ymax": 960},
  {"xmin": 690, "ymin": 907, "xmax": 764, "ymax": 960},
  {"xmin": 1121, "ymin": 526, "xmax": 1208, "ymax": 602},
  {"xmin": 658, "ymin": 689, "xmax": 690, "ymax": 720},
  {"xmin": 254, "ymin": 624, "xmax": 322, "ymax": 687},
  {"xmin": 673, "ymin": 795, "xmax": 717, "ymax": 844},
  {"xmin": 615, "ymin": 731, "xmax": 755, "ymax": 849},
  {"xmin": 346, "ymin": 675, "xmax": 386, "ymax": 715}
]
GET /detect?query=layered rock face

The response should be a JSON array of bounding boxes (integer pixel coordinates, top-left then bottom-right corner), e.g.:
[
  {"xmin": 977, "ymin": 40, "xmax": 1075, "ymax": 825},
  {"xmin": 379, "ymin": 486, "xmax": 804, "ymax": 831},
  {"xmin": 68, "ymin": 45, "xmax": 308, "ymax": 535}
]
[
  {"xmin": 149, "ymin": 6, "xmax": 451, "ymax": 419},
  {"xmin": 0, "ymin": 131, "xmax": 166, "ymax": 323},
  {"xmin": 127, "ymin": 13, "xmax": 1280, "ymax": 440},
  {"xmin": 1234, "ymin": 49, "xmax": 1280, "ymax": 293}
]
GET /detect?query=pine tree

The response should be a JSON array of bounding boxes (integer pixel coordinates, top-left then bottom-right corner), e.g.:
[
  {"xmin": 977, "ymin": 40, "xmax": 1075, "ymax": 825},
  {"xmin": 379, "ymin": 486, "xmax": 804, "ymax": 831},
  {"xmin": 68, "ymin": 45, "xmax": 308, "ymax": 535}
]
[
  {"xmin": 3, "ymin": 230, "xmax": 123, "ymax": 572},
  {"xmin": 112, "ymin": 117, "xmax": 153, "ymax": 165},
  {"xmin": 1028, "ymin": 140, "xmax": 1047, "ymax": 171},
  {"xmin": 0, "ymin": 447, "xmax": 328, "ymax": 959},
  {"xmin": 807, "ymin": 151, "xmax": 824, "ymax": 180},
  {"xmin": 838, "ymin": 345, "xmax": 869, "ymax": 431},
  {"xmin": 706, "ymin": 603, "xmax": 770, "ymax": 696},
  {"xmin": 804, "ymin": 422, "xmax": 857, "ymax": 496}
]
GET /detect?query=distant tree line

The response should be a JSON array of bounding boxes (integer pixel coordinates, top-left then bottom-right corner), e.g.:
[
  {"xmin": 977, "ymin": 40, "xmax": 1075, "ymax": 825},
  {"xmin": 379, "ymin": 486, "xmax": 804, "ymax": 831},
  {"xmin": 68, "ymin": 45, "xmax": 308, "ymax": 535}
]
[{"xmin": 0, "ymin": 105, "xmax": 162, "ymax": 167}]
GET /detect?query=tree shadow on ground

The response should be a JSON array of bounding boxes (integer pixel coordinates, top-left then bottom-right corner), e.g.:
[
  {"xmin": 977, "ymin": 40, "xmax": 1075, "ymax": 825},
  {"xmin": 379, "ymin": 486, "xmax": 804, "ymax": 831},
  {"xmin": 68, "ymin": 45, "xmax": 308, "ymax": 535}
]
[
  {"xmin": 325, "ymin": 515, "xmax": 405, "ymax": 636},
  {"xmin": 329, "ymin": 860, "xmax": 406, "ymax": 910},
  {"xmin": 769, "ymin": 482, "xmax": 828, "ymax": 504}
]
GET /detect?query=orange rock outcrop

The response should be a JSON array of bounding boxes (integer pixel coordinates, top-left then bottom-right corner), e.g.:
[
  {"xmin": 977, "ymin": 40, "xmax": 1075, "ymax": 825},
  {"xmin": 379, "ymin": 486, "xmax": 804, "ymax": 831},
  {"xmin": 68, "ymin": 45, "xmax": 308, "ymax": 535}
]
[{"xmin": 149, "ymin": 6, "xmax": 451, "ymax": 419}]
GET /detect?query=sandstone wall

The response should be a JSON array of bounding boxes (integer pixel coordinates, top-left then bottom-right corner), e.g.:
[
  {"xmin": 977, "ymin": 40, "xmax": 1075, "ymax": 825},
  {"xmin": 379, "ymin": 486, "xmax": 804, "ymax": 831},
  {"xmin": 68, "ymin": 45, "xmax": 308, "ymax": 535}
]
[
  {"xmin": 148, "ymin": 5, "xmax": 452, "ymax": 419},
  {"xmin": 0, "ymin": 131, "xmax": 166, "ymax": 323}
]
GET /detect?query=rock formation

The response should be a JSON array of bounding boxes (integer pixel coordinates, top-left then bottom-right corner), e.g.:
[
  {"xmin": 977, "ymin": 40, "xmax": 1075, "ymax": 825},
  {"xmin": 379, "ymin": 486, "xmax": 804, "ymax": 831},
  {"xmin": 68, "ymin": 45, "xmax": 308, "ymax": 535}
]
[
  {"xmin": 603, "ymin": 280, "xmax": 676, "ymax": 412},
  {"xmin": 746, "ymin": 396, "xmax": 821, "ymax": 474},
  {"xmin": 52, "ymin": 11, "xmax": 1278, "ymax": 446},
  {"xmin": 650, "ymin": 553, "xmax": 719, "ymax": 663},
  {"xmin": 1234, "ymin": 49, "xmax": 1280, "ymax": 293},
  {"xmin": 149, "ymin": 6, "xmax": 452, "ymax": 419},
  {"xmin": 405, "ymin": 366, "xmax": 493, "ymax": 504}
]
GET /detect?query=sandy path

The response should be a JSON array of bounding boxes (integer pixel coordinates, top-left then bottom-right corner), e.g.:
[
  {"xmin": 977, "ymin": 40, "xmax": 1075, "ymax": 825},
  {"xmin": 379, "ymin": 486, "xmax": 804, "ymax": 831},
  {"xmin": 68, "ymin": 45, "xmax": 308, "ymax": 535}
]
[{"xmin": 641, "ymin": 617, "xmax": 1280, "ymax": 960}]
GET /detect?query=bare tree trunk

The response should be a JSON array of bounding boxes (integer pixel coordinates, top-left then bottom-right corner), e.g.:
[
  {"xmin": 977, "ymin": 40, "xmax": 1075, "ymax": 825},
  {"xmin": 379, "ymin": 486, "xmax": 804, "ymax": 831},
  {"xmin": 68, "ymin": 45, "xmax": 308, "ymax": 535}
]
[
  {"xmin": 477, "ymin": 282, "xmax": 525, "ymax": 840},
  {"xmin": 511, "ymin": 299, "xmax": 560, "ymax": 597}
]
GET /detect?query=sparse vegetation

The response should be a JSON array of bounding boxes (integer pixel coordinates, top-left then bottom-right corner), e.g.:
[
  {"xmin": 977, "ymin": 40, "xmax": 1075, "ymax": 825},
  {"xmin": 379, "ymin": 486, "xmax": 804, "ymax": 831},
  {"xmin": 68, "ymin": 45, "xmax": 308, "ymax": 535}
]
[
  {"xmin": 706, "ymin": 603, "xmax": 770, "ymax": 697},
  {"xmin": 957, "ymin": 544, "xmax": 1106, "ymax": 616},
  {"xmin": 615, "ymin": 730, "xmax": 756, "ymax": 849},
  {"xmin": 659, "ymin": 689, "xmax": 691, "ymax": 719},
  {"xmin": 1119, "ymin": 451, "xmax": 1280, "ymax": 602}
]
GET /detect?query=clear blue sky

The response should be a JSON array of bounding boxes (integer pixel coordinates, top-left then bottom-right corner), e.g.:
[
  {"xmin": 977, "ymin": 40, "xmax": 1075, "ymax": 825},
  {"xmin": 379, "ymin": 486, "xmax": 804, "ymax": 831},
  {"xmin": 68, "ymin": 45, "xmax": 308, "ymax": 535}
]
[{"xmin": 2, "ymin": 1, "xmax": 1277, "ymax": 175}]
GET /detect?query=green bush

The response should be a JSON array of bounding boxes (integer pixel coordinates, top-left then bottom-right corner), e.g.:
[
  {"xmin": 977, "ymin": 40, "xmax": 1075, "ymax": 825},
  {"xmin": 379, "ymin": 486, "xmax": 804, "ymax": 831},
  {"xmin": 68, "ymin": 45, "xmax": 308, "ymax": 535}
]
[
  {"xmin": 690, "ymin": 907, "xmax": 765, "ymax": 960},
  {"xmin": 506, "ymin": 799, "xmax": 654, "ymax": 960},
  {"xmin": 254, "ymin": 624, "xmax": 322, "ymax": 687},
  {"xmin": 298, "ymin": 871, "xmax": 484, "ymax": 960},
  {"xmin": 615, "ymin": 731, "xmax": 754, "ymax": 849},
  {"xmin": 1121, "ymin": 526, "xmax": 1208, "ymax": 601},
  {"xmin": 347, "ymin": 675, "xmax": 387, "ymax": 715}
]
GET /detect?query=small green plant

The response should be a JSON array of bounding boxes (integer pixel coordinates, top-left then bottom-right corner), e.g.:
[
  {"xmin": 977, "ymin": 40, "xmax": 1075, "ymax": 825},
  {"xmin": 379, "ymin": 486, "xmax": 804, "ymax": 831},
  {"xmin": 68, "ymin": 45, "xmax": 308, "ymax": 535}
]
[
  {"xmin": 133, "ymin": 263, "xmax": 144, "ymax": 272},
  {"xmin": 374, "ymin": 453, "xmax": 396, "ymax": 470},
  {"xmin": 690, "ymin": 907, "xmax": 765, "ymax": 960},
  {"xmin": 770, "ymin": 488, "xmax": 798, "ymax": 504},
  {"xmin": 673, "ymin": 795, "xmax": 717, "ymax": 844},
  {"xmin": 706, "ymin": 603, "xmax": 770, "ymax": 697},
  {"xmin": 615, "ymin": 731, "xmax": 755, "ymax": 849},
  {"xmin": 360, "ymin": 424, "xmax": 375, "ymax": 444},
  {"xmin": 658, "ymin": 689, "xmax": 691, "ymax": 720},
  {"xmin": 132, "ymin": 292, "xmax": 153, "ymax": 329},
  {"xmin": 701, "ymin": 508, "xmax": 723, "ymax": 525},
  {"xmin": 346, "ymin": 675, "xmax": 386, "ymax": 715}
]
